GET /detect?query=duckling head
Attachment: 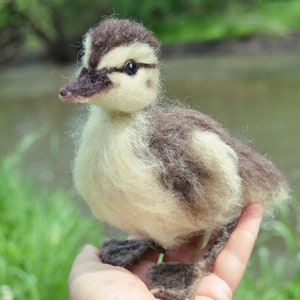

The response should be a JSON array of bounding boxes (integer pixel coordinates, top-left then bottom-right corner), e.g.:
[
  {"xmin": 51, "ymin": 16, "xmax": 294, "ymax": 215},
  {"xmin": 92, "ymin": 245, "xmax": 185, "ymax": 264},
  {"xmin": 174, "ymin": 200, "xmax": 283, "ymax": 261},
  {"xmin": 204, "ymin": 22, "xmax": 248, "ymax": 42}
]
[{"xmin": 59, "ymin": 18, "xmax": 161, "ymax": 113}]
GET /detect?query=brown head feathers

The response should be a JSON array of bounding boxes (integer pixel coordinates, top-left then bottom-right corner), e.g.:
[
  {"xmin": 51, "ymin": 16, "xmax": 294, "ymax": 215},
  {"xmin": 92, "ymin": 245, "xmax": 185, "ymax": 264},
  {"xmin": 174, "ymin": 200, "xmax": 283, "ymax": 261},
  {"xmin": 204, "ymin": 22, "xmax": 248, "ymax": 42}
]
[{"xmin": 87, "ymin": 18, "xmax": 161, "ymax": 69}]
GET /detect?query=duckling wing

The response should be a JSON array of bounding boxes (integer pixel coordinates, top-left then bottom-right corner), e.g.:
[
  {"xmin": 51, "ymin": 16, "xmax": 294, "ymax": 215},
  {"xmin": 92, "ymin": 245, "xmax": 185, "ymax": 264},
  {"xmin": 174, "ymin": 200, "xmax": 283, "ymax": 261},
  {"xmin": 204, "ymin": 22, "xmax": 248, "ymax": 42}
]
[
  {"xmin": 144, "ymin": 106, "xmax": 242, "ymax": 220},
  {"xmin": 145, "ymin": 106, "xmax": 289, "ymax": 210}
]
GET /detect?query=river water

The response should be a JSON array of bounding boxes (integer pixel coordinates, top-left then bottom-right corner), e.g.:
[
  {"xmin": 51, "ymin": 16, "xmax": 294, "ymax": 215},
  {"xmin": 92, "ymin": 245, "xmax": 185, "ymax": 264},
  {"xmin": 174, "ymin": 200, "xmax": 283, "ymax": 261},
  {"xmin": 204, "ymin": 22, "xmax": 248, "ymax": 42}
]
[{"xmin": 1, "ymin": 52, "xmax": 299, "ymax": 196}]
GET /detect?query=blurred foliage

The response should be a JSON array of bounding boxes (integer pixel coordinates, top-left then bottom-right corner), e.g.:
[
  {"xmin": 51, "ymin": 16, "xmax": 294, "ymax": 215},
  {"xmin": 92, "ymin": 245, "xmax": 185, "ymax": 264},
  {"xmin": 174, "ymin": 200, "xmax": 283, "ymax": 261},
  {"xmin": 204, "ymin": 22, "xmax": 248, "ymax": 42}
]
[
  {"xmin": 0, "ymin": 130, "xmax": 102, "ymax": 299},
  {"xmin": 1, "ymin": 0, "xmax": 300, "ymax": 63},
  {"xmin": 0, "ymin": 0, "xmax": 111, "ymax": 62},
  {"xmin": 0, "ymin": 1, "xmax": 25, "ymax": 63}
]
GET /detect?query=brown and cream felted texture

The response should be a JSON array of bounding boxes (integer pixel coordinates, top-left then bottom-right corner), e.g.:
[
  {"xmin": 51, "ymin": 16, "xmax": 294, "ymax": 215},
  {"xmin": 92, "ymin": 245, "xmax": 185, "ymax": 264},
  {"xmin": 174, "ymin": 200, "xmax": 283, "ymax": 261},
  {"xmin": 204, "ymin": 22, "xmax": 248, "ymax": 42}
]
[
  {"xmin": 59, "ymin": 17, "xmax": 290, "ymax": 300},
  {"xmin": 87, "ymin": 18, "xmax": 161, "ymax": 68}
]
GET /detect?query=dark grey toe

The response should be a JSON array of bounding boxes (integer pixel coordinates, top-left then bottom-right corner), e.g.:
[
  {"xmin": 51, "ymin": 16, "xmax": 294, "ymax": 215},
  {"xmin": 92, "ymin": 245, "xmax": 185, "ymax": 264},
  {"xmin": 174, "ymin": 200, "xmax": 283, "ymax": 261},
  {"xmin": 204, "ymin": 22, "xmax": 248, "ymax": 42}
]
[
  {"xmin": 148, "ymin": 262, "xmax": 201, "ymax": 300},
  {"xmin": 101, "ymin": 238, "xmax": 164, "ymax": 268}
]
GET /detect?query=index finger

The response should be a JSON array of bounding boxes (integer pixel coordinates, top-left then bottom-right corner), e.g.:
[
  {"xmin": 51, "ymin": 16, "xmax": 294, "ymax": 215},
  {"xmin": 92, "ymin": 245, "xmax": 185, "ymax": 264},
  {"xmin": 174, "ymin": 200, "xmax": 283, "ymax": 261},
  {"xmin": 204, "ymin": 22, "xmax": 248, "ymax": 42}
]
[
  {"xmin": 73, "ymin": 244, "xmax": 101, "ymax": 266},
  {"xmin": 213, "ymin": 203, "xmax": 264, "ymax": 292}
]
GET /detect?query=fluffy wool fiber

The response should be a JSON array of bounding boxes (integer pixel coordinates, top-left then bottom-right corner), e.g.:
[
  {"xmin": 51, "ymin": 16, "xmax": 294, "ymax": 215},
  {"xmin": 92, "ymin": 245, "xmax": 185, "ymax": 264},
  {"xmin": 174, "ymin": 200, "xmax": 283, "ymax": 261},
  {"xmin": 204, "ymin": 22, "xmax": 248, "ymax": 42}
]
[
  {"xmin": 73, "ymin": 105, "xmax": 289, "ymax": 247},
  {"xmin": 61, "ymin": 17, "xmax": 290, "ymax": 247}
]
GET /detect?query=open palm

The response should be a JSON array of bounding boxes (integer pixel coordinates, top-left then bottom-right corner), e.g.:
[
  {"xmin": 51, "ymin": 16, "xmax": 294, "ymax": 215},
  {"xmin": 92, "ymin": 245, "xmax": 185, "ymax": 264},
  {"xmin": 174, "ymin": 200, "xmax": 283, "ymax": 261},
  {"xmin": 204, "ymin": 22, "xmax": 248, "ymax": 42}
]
[{"xmin": 69, "ymin": 204, "xmax": 263, "ymax": 300}]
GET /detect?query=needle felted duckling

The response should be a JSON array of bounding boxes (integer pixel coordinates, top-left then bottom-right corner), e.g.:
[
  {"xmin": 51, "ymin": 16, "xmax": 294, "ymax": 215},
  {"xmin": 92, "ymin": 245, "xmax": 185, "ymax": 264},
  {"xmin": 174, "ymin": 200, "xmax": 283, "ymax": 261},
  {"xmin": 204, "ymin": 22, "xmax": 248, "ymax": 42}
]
[{"xmin": 59, "ymin": 18, "xmax": 289, "ymax": 300}]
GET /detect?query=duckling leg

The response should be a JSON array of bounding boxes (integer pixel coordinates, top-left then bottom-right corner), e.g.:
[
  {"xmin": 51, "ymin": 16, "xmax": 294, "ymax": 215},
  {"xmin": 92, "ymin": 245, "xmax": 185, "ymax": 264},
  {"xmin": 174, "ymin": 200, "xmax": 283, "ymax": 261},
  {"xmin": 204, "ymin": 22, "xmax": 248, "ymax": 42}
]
[
  {"xmin": 148, "ymin": 218, "xmax": 238, "ymax": 300},
  {"xmin": 101, "ymin": 238, "xmax": 165, "ymax": 269}
]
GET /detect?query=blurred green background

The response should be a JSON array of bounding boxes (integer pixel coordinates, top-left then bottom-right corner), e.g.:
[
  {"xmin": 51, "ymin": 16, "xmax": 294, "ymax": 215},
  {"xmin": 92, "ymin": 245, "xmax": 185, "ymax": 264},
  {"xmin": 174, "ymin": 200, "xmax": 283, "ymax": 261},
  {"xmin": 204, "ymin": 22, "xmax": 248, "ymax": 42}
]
[
  {"xmin": 2, "ymin": 0, "xmax": 300, "ymax": 63},
  {"xmin": 1, "ymin": 1, "xmax": 300, "ymax": 299}
]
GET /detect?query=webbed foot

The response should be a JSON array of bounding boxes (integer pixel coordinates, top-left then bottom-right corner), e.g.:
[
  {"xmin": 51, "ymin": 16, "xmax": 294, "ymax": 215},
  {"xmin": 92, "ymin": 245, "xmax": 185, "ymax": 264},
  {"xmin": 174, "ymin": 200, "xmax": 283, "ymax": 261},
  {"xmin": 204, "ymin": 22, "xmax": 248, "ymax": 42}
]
[
  {"xmin": 148, "ymin": 262, "xmax": 202, "ymax": 300},
  {"xmin": 147, "ymin": 218, "xmax": 239, "ymax": 300},
  {"xmin": 101, "ymin": 238, "xmax": 164, "ymax": 269}
]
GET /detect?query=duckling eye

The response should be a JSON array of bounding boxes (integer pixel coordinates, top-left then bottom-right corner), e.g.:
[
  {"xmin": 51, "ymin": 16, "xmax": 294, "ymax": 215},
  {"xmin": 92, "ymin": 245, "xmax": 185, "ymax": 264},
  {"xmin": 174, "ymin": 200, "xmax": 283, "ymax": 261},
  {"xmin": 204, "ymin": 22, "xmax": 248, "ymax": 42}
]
[{"xmin": 123, "ymin": 60, "xmax": 138, "ymax": 76}]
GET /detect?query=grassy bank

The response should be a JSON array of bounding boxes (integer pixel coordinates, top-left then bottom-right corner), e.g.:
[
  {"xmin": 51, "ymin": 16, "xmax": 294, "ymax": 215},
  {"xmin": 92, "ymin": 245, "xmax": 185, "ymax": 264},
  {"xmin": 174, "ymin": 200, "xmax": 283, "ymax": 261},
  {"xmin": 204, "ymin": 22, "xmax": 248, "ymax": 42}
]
[
  {"xmin": 0, "ymin": 133, "xmax": 299, "ymax": 299},
  {"xmin": 0, "ymin": 134, "xmax": 102, "ymax": 299}
]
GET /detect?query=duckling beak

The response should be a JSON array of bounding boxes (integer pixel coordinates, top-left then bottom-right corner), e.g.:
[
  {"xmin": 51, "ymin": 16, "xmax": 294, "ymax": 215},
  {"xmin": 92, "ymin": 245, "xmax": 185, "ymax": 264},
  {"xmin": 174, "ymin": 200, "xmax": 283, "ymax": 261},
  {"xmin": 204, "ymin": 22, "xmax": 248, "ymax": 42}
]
[{"xmin": 59, "ymin": 67, "xmax": 113, "ymax": 103}]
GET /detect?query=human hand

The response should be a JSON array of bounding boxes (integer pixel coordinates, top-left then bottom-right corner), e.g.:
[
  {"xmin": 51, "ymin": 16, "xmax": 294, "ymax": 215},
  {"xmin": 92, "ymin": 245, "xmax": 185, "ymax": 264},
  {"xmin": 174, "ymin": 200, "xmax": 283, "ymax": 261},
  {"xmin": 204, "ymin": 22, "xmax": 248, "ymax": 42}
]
[{"xmin": 69, "ymin": 203, "xmax": 264, "ymax": 300}]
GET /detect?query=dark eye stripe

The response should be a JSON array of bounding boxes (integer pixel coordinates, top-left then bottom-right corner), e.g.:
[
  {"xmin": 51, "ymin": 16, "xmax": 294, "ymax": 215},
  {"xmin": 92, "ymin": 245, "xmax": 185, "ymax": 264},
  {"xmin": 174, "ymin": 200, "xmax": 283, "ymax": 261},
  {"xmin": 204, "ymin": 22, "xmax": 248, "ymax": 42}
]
[{"xmin": 107, "ymin": 63, "xmax": 157, "ymax": 74}]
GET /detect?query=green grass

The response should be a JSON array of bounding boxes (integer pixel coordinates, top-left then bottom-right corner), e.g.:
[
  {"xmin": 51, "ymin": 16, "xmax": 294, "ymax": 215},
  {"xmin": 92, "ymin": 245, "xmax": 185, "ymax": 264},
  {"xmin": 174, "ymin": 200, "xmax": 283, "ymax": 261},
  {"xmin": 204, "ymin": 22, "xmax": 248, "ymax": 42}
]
[
  {"xmin": 0, "ymin": 132, "xmax": 299, "ymax": 299},
  {"xmin": 0, "ymin": 132, "xmax": 102, "ymax": 299}
]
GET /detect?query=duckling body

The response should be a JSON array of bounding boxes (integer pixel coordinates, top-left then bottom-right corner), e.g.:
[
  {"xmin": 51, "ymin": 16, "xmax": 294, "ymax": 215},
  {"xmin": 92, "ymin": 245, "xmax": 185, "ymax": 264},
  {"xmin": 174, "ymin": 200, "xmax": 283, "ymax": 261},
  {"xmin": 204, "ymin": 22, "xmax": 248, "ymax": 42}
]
[
  {"xmin": 60, "ymin": 18, "xmax": 289, "ymax": 300},
  {"xmin": 74, "ymin": 107, "xmax": 204, "ymax": 247},
  {"xmin": 74, "ymin": 104, "xmax": 287, "ymax": 248}
]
